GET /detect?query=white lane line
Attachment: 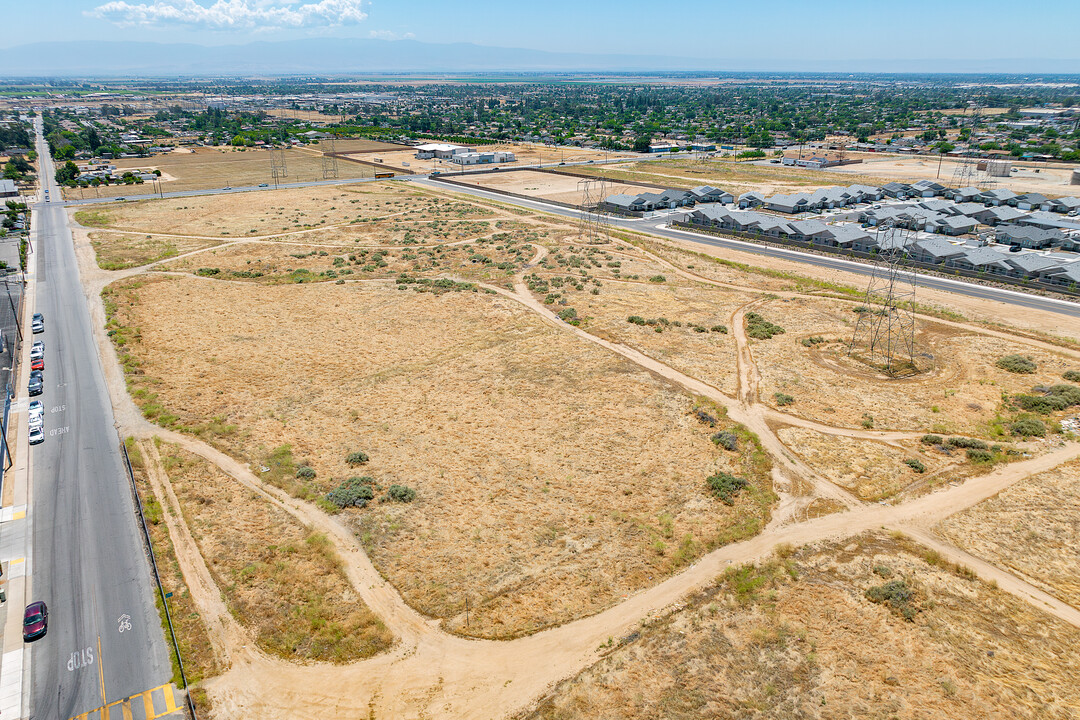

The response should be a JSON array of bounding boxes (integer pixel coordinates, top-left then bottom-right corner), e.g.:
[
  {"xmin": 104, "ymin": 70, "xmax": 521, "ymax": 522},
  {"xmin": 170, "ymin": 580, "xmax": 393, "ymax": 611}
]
[{"xmin": 0, "ymin": 505, "xmax": 26, "ymax": 522}]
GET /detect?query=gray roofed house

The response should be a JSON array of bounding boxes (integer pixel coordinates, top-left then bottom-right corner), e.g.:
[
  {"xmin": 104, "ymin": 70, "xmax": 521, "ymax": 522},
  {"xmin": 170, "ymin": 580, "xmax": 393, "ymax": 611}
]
[
  {"xmin": 994, "ymin": 224, "xmax": 1066, "ymax": 249},
  {"xmin": 881, "ymin": 181, "xmax": 912, "ymax": 198},
  {"xmin": 910, "ymin": 180, "xmax": 948, "ymax": 197},
  {"xmin": 933, "ymin": 215, "xmax": 979, "ymax": 236},
  {"xmin": 950, "ymin": 247, "xmax": 1011, "ymax": 274},
  {"xmin": 786, "ymin": 219, "xmax": 829, "ymax": 241},
  {"xmin": 0, "ymin": 178, "xmax": 17, "ymax": 198},
  {"xmin": 969, "ymin": 205, "xmax": 1026, "ymax": 225},
  {"xmin": 1046, "ymin": 196, "xmax": 1080, "ymax": 214},
  {"xmin": 1016, "ymin": 210, "xmax": 1080, "ymax": 231},
  {"xmin": 1003, "ymin": 253, "xmax": 1063, "ymax": 279},
  {"xmin": 765, "ymin": 193, "xmax": 814, "ymax": 213},
  {"xmin": 1044, "ymin": 263, "xmax": 1080, "ymax": 288},
  {"xmin": 1012, "ymin": 192, "xmax": 1050, "ymax": 210},
  {"xmin": 950, "ymin": 186, "xmax": 982, "ymax": 202},
  {"xmin": 979, "ymin": 188, "xmax": 1019, "ymax": 206},
  {"xmin": 739, "ymin": 191, "xmax": 765, "ymax": 208},
  {"xmin": 910, "ymin": 238, "xmax": 967, "ymax": 264},
  {"xmin": 690, "ymin": 186, "xmax": 732, "ymax": 203},
  {"xmin": 846, "ymin": 184, "xmax": 884, "ymax": 201},
  {"xmin": 918, "ymin": 199, "xmax": 954, "ymax": 213},
  {"xmin": 952, "ymin": 202, "xmax": 988, "ymax": 217},
  {"xmin": 821, "ymin": 223, "xmax": 872, "ymax": 248}
]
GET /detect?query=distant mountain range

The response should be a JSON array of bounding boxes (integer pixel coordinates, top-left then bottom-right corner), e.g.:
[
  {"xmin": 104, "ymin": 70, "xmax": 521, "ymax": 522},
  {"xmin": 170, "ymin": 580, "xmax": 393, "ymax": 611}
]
[{"xmin": 0, "ymin": 39, "xmax": 1078, "ymax": 77}]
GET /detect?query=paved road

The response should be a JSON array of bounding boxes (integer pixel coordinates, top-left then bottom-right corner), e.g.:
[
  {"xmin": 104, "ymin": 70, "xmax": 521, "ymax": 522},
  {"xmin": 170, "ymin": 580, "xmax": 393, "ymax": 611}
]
[
  {"xmin": 410, "ymin": 177, "xmax": 1080, "ymax": 319},
  {"xmin": 28, "ymin": 119, "xmax": 175, "ymax": 719}
]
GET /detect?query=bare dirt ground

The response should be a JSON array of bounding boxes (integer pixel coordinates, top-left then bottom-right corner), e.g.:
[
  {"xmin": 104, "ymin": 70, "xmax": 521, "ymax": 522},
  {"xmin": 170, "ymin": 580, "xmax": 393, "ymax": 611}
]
[
  {"xmin": 826, "ymin": 155, "xmax": 1079, "ymax": 195},
  {"xmin": 448, "ymin": 168, "xmax": 662, "ymax": 205},
  {"xmin": 88, "ymin": 231, "xmax": 222, "ymax": 270},
  {"xmin": 68, "ymin": 179, "xmax": 1080, "ymax": 719}
]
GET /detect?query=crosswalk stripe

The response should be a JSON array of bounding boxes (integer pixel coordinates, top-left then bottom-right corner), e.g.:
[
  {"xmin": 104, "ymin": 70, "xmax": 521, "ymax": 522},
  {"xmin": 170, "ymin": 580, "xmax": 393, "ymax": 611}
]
[
  {"xmin": 142, "ymin": 688, "xmax": 156, "ymax": 718},
  {"xmin": 161, "ymin": 684, "xmax": 177, "ymax": 714},
  {"xmin": 67, "ymin": 684, "xmax": 182, "ymax": 720}
]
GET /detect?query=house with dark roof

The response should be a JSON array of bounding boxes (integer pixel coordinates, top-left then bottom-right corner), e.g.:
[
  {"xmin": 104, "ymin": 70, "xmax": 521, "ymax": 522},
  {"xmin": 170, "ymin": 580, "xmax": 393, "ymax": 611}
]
[
  {"xmin": 910, "ymin": 238, "xmax": 967, "ymax": 265},
  {"xmin": 994, "ymin": 224, "xmax": 1066, "ymax": 249},
  {"xmin": 910, "ymin": 180, "xmax": 948, "ymax": 197},
  {"xmin": 881, "ymin": 182, "xmax": 912, "ymax": 198},
  {"xmin": 1013, "ymin": 193, "xmax": 1050, "ymax": 211},
  {"xmin": 1046, "ymin": 196, "xmax": 1080, "ymax": 214}
]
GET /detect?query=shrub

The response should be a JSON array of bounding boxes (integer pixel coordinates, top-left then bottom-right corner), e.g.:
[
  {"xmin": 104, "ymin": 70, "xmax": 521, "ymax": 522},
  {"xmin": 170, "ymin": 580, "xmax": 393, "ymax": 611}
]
[
  {"xmin": 345, "ymin": 451, "xmax": 369, "ymax": 466},
  {"xmin": 966, "ymin": 448, "xmax": 995, "ymax": 463},
  {"xmin": 706, "ymin": 472, "xmax": 748, "ymax": 505},
  {"xmin": 557, "ymin": 307, "xmax": 578, "ymax": 322},
  {"xmin": 773, "ymin": 392, "xmax": 795, "ymax": 407},
  {"xmin": 648, "ymin": 274, "xmax": 666, "ymax": 283},
  {"xmin": 295, "ymin": 465, "xmax": 316, "ymax": 479},
  {"xmin": 386, "ymin": 484, "xmax": 416, "ymax": 503},
  {"xmin": 946, "ymin": 437, "xmax": 987, "ymax": 450},
  {"xmin": 711, "ymin": 431, "xmax": 739, "ymax": 451},
  {"xmin": 1063, "ymin": 370, "xmax": 1080, "ymax": 382},
  {"xmin": 1011, "ymin": 384, "xmax": 1080, "ymax": 414},
  {"xmin": 326, "ymin": 476, "xmax": 376, "ymax": 509},
  {"xmin": 695, "ymin": 409, "xmax": 717, "ymax": 426},
  {"xmin": 627, "ymin": 315, "xmax": 647, "ymax": 325},
  {"xmin": 801, "ymin": 336, "xmax": 825, "ymax": 347},
  {"xmin": 996, "ymin": 354, "xmax": 1037, "ymax": 374},
  {"xmin": 865, "ymin": 579, "xmax": 918, "ymax": 621},
  {"xmin": 710, "ymin": 325, "xmax": 728, "ymax": 334},
  {"xmin": 745, "ymin": 312, "xmax": 785, "ymax": 340},
  {"xmin": 905, "ymin": 458, "xmax": 926, "ymax": 473},
  {"xmin": 1010, "ymin": 417, "xmax": 1046, "ymax": 437},
  {"xmin": 196, "ymin": 267, "xmax": 220, "ymax": 276},
  {"xmin": 920, "ymin": 434, "xmax": 942, "ymax": 445}
]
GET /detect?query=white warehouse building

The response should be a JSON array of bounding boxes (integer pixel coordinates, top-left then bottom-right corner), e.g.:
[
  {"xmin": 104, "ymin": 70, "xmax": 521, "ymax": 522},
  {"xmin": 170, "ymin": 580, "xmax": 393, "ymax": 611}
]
[
  {"xmin": 414, "ymin": 143, "xmax": 471, "ymax": 160},
  {"xmin": 448, "ymin": 150, "xmax": 517, "ymax": 165}
]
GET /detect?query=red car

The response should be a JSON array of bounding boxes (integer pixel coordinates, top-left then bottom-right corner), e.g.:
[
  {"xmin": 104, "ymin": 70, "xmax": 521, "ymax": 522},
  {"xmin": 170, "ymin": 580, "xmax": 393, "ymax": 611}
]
[
  {"xmin": 23, "ymin": 601, "xmax": 48, "ymax": 641},
  {"xmin": 30, "ymin": 357, "xmax": 44, "ymax": 372}
]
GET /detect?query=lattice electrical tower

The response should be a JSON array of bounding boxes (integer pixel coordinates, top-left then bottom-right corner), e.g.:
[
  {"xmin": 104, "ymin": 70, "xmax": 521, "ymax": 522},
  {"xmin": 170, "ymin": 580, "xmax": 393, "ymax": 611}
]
[
  {"xmin": 322, "ymin": 135, "xmax": 339, "ymax": 180},
  {"xmin": 849, "ymin": 222, "xmax": 919, "ymax": 377},
  {"xmin": 269, "ymin": 147, "xmax": 288, "ymax": 185},
  {"xmin": 577, "ymin": 178, "xmax": 610, "ymax": 243}
]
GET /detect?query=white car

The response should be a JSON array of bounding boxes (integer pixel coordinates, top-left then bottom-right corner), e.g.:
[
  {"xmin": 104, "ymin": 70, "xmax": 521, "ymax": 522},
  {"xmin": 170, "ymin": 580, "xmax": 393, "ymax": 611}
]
[
  {"xmin": 29, "ymin": 425, "xmax": 44, "ymax": 445},
  {"xmin": 28, "ymin": 414, "xmax": 43, "ymax": 431},
  {"xmin": 28, "ymin": 400, "xmax": 43, "ymax": 419},
  {"xmin": 30, "ymin": 341, "xmax": 44, "ymax": 361}
]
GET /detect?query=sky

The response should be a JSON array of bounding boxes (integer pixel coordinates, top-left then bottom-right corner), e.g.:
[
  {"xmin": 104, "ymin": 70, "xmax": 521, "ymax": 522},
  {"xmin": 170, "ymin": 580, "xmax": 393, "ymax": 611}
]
[{"xmin": 2, "ymin": 0, "xmax": 1079, "ymax": 63}]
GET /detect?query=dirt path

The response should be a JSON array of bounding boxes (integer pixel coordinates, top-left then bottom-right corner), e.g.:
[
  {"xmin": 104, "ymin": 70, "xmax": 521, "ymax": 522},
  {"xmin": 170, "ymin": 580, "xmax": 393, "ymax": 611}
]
[{"xmin": 71, "ymin": 205, "xmax": 1080, "ymax": 720}]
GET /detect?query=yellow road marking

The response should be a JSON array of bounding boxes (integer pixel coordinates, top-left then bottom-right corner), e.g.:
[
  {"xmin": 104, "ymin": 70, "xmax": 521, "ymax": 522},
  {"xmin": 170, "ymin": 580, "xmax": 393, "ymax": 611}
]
[
  {"xmin": 96, "ymin": 636, "xmax": 106, "ymax": 708},
  {"xmin": 67, "ymin": 684, "xmax": 181, "ymax": 720},
  {"xmin": 10, "ymin": 557, "xmax": 24, "ymax": 564},
  {"xmin": 12, "ymin": 511, "xmax": 25, "ymax": 520}
]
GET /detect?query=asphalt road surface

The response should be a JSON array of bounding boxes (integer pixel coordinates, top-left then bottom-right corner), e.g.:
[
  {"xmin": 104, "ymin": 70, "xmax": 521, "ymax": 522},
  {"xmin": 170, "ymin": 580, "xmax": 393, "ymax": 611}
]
[{"xmin": 29, "ymin": 120, "xmax": 174, "ymax": 719}]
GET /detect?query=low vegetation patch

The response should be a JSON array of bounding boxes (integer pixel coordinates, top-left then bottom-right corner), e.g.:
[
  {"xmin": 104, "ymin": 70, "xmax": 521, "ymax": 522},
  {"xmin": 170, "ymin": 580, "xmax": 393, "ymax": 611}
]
[
  {"xmin": 1063, "ymin": 370, "xmax": 1080, "ymax": 382},
  {"xmin": 1011, "ymin": 384, "xmax": 1080, "ymax": 415},
  {"xmin": 744, "ymin": 311, "xmax": 785, "ymax": 340},
  {"xmin": 773, "ymin": 392, "xmax": 795, "ymax": 407},
  {"xmin": 996, "ymin": 354, "xmax": 1037, "ymax": 374},
  {"xmin": 865, "ymin": 578, "xmax": 920, "ymax": 621},
  {"xmin": 326, "ymin": 476, "xmax": 376, "ymax": 509},
  {"xmin": 905, "ymin": 457, "xmax": 926, "ymax": 473},
  {"xmin": 706, "ymin": 472, "xmax": 749, "ymax": 505},
  {"xmin": 1010, "ymin": 417, "xmax": 1047, "ymax": 438}
]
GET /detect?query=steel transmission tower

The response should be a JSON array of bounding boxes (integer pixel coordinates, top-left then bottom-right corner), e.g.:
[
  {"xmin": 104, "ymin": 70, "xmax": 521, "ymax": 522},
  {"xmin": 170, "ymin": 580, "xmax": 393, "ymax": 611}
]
[
  {"xmin": 322, "ymin": 135, "xmax": 339, "ymax": 180},
  {"xmin": 849, "ymin": 222, "xmax": 919, "ymax": 376},
  {"xmin": 577, "ymin": 178, "xmax": 610, "ymax": 242}
]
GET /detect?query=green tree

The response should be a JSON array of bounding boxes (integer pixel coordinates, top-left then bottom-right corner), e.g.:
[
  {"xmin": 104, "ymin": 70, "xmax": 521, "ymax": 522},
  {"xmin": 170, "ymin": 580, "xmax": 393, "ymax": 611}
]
[{"xmin": 55, "ymin": 160, "xmax": 79, "ymax": 185}]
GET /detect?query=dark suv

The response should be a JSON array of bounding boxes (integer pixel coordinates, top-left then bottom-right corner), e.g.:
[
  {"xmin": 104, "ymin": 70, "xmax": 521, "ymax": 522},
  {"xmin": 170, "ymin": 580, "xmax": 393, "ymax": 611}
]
[{"xmin": 28, "ymin": 370, "xmax": 43, "ymax": 396}]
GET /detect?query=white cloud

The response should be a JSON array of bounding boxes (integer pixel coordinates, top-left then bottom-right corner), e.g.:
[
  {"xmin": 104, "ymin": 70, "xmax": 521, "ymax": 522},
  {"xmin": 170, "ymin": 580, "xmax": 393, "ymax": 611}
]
[{"xmin": 87, "ymin": 0, "xmax": 368, "ymax": 30}]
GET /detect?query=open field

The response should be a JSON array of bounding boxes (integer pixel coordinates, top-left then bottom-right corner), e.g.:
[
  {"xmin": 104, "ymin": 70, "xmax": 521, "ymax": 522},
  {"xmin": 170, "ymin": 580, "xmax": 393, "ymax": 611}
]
[
  {"xmin": 937, "ymin": 459, "xmax": 1080, "ymax": 605},
  {"xmin": 523, "ymin": 532, "xmax": 1080, "ymax": 720},
  {"xmin": 749, "ymin": 295, "xmax": 1078, "ymax": 433},
  {"xmin": 446, "ymin": 168, "xmax": 662, "ymax": 205},
  {"xmin": 103, "ymin": 274, "xmax": 774, "ymax": 639},
  {"xmin": 63, "ymin": 143, "xmax": 391, "ymax": 200},
  {"xmin": 825, "ymin": 155, "xmax": 1079, "ymax": 195},
  {"xmin": 88, "ymin": 231, "xmax": 222, "ymax": 270},
  {"xmin": 76, "ymin": 177, "xmax": 1080, "ymax": 719},
  {"xmin": 154, "ymin": 439, "xmax": 393, "ymax": 662},
  {"xmin": 73, "ymin": 182, "xmax": 497, "ymax": 237}
]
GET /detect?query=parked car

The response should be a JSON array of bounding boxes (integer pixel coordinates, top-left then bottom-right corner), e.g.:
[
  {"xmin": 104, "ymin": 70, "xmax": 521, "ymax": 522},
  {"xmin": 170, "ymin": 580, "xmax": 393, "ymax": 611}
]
[
  {"xmin": 29, "ymin": 413, "xmax": 42, "ymax": 431},
  {"xmin": 258, "ymin": 183, "xmax": 269, "ymax": 187},
  {"xmin": 22, "ymin": 601, "xmax": 48, "ymax": 640},
  {"xmin": 29, "ymin": 424, "xmax": 44, "ymax": 444},
  {"xmin": 28, "ymin": 400, "xmax": 43, "ymax": 419},
  {"xmin": 30, "ymin": 357, "xmax": 44, "ymax": 372},
  {"xmin": 31, "ymin": 313, "xmax": 44, "ymax": 334},
  {"xmin": 30, "ymin": 341, "xmax": 44, "ymax": 360},
  {"xmin": 28, "ymin": 374, "xmax": 42, "ymax": 397}
]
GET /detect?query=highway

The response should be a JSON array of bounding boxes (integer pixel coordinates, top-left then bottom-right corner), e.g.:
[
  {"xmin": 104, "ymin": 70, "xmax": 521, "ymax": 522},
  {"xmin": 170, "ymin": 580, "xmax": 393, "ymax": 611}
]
[{"xmin": 27, "ymin": 119, "xmax": 177, "ymax": 719}]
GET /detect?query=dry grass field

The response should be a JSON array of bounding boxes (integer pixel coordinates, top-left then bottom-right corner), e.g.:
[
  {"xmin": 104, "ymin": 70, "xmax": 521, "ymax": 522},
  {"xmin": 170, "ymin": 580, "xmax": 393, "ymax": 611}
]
[
  {"xmin": 89, "ymin": 231, "xmax": 222, "ymax": 270},
  {"xmin": 749, "ymin": 295, "xmax": 1077, "ymax": 433},
  {"xmin": 74, "ymin": 182, "xmax": 496, "ymax": 237},
  {"xmin": 343, "ymin": 143, "xmax": 633, "ymax": 176},
  {"xmin": 63, "ymin": 142, "xmax": 397, "ymax": 200},
  {"xmin": 156, "ymin": 440, "xmax": 393, "ymax": 662},
  {"xmin": 523, "ymin": 532, "xmax": 1080, "ymax": 720},
  {"xmin": 937, "ymin": 459, "xmax": 1080, "ymax": 605},
  {"xmin": 103, "ymin": 274, "xmax": 775, "ymax": 639}
]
